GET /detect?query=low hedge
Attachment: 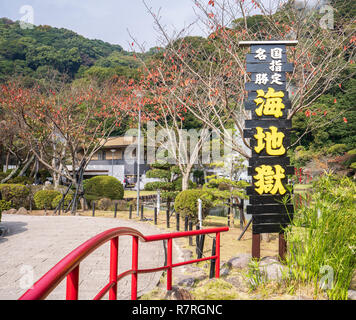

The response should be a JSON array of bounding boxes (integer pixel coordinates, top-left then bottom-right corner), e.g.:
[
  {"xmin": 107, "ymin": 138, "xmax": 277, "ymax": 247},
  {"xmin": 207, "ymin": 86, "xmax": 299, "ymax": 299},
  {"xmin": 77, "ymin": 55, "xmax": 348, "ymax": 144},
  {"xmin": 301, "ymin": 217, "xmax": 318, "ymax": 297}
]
[
  {"xmin": 7, "ymin": 176, "xmax": 34, "ymax": 185},
  {"xmin": 34, "ymin": 190, "xmax": 61, "ymax": 209},
  {"xmin": 0, "ymin": 200, "xmax": 12, "ymax": 221},
  {"xmin": 51, "ymin": 194, "xmax": 73, "ymax": 210},
  {"xmin": 0, "ymin": 184, "xmax": 31, "ymax": 209},
  {"xmin": 83, "ymin": 176, "xmax": 124, "ymax": 201}
]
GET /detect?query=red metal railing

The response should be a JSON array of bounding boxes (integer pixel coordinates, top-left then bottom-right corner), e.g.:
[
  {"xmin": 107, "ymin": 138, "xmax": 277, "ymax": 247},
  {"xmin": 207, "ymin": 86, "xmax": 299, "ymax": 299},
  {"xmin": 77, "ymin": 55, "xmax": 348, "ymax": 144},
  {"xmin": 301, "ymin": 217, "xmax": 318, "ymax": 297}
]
[{"xmin": 19, "ymin": 226, "xmax": 229, "ymax": 300}]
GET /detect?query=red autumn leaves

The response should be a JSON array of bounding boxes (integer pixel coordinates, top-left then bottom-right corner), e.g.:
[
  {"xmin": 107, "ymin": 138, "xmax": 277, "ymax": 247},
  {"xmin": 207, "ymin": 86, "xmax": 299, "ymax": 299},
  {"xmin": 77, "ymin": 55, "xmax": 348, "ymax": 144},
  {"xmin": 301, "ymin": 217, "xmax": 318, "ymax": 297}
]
[{"xmin": 304, "ymin": 97, "xmax": 347, "ymax": 123}]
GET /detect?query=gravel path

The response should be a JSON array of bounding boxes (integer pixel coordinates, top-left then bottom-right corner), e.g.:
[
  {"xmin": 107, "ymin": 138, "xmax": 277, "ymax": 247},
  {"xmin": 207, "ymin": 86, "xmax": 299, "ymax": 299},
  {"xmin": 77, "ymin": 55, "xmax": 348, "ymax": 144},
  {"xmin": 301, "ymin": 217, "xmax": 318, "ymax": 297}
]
[{"xmin": 0, "ymin": 214, "xmax": 175, "ymax": 300}]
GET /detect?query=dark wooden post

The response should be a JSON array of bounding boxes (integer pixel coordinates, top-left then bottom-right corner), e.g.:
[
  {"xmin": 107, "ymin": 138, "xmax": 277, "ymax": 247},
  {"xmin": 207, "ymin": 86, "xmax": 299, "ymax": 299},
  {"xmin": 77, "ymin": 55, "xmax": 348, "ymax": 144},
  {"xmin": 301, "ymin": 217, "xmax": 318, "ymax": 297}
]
[
  {"xmin": 198, "ymin": 234, "xmax": 205, "ymax": 259},
  {"xmin": 209, "ymin": 238, "xmax": 216, "ymax": 278},
  {"xmin": 92, "ymin": 201, "xmax": 95, "ymax": 217},
  {"xmin": 239, "ymin": 199, "xmax": 245, "ymax": 229},
  {"xmin": 114, "ymin": 203, "xmax": 118, "ymax": 218},
  {"xmin": 189, "ymin": 221, "xmax": 193, "ymax": 246},
  {"xmin": 195, "ymin": 224, "xmax": 200, "ymax": 254},
  {"xmin": 166, "ymin": 209, "xmax": 170, "ymax": 228},
  {"xmin": 252, "ymin": 233, "xmax": 261, "ymax": 260},
  {"xmin": 184, "ymin": 216, "xmax": 189, "ymax": 231},
  {"xmin": 176, "ymin": 212, "xmax": 180, "ymax": 231},
  {"xmin": 227, "ymin": 199, "xmax": 231, "ymax": 227},
  {"xmin": 154, "ymin": 207, "xmax": 157, "ymax": 225},
  {"xmin": 129, "ymin": 204, "xmax": 132, "ymax": 219},
  {"xmin": 140, "ymin": 205, "xmax": 144, "ymax": 221}
]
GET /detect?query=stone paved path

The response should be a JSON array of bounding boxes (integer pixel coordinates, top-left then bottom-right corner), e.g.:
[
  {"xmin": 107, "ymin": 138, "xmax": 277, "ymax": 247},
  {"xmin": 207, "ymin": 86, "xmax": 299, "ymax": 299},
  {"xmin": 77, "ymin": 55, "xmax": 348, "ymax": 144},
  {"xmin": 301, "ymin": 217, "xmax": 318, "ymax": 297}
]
[{"xmin": 0, "ymin": 214, "xmax": 179, "ymax": 300}]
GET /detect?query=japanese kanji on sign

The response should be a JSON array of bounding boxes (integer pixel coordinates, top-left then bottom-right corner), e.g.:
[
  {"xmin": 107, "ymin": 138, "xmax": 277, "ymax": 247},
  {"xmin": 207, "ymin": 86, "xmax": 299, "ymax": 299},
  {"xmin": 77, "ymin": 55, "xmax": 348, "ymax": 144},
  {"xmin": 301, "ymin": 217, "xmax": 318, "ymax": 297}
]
[{"xmin": 239, "ymin": 40, "xmax": 298, "ymax": 260}]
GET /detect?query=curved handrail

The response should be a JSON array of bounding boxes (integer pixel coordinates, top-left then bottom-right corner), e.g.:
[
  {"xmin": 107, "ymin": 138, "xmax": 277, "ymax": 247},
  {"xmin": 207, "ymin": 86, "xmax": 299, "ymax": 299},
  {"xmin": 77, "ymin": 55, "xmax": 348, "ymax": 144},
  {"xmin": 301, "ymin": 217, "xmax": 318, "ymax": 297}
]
[
  {"xmin": 19, "ymin": 227, "xmax": 146, "ymax": 300},
  {"xmin": 19, "ymin": 226, "xmax": 229, "ymax": 300}
]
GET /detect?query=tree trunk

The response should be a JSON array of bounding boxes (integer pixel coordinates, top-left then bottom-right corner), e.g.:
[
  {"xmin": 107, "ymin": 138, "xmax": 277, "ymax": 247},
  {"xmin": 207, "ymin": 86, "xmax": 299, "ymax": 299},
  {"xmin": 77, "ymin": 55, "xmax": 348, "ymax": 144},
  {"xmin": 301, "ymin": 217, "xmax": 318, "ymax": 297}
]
[
  {"xmin": 0, "ymin": 164, "xmax": 20, "ymax": 183},
  {"xmin": 4, "ymin": 151, "xmax": 10, "ymax": 172},
  {"xmin": 182, "ymin": 173, "xmax": 189, "ymax": 191},
  {"xmin": 18, "ymin": 154, "xmax": 35, "ymax": 177}
]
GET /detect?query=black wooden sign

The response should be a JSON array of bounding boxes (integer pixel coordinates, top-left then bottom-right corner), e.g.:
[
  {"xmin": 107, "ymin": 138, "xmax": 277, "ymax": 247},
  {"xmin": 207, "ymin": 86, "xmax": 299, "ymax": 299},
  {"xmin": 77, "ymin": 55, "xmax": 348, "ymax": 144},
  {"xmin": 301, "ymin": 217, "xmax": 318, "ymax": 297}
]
[{"xmin": 240, "ymin": 41, "xmax": 296, "ymax": 241}]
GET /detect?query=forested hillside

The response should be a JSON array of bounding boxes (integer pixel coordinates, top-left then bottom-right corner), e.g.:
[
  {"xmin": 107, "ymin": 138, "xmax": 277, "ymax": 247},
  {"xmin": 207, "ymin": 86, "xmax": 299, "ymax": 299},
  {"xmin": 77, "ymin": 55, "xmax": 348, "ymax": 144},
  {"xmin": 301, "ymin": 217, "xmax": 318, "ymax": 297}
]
[{"xmin": 0, "ymin": 18, "xmax": 145, "ymax": 83}]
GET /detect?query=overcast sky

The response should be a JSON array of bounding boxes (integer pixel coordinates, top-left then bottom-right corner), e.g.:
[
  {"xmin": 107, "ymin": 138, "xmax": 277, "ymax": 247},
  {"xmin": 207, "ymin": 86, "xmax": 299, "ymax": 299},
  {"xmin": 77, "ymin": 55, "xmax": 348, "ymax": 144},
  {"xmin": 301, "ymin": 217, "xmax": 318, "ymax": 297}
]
[{"xmin": 0, "ymin": 0, "xmax": 202, "ymax": 51}]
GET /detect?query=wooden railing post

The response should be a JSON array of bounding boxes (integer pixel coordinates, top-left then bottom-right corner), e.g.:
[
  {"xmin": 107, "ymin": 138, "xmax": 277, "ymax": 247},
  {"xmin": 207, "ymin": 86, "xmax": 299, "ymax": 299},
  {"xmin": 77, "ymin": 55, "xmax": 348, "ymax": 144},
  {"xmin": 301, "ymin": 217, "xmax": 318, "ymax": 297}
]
[
  {"xmin": 114, "ymin": 203, "xmax": 118, "ymax": 218},
  {"xmin": 167, "ymin": 238, "xmax": 173, "ymax": 291},
  {"xmin": 154, "ymin": 207, "xmax": 157, "ymax": 225},
  {"xmin": 131, "ymin": 236, "xmax": 139, "ymax": 300},
  {"xmin": 189, "ymin": 221, "xmax": 193, "ymax": 246},
  {"xmin": 209, "ymin": 238, "xmax": 216, "ymax": 278},
  {"xmin": 166, "ymin": 210, "xmax": 170, "ymax": 228},
  {"xmin": 109, "ymin": 237, "xmax": 118, "ymax": 300},
  {"xmin": 66, "ymin": 265, "xmax": 79, "ymax": 300}
]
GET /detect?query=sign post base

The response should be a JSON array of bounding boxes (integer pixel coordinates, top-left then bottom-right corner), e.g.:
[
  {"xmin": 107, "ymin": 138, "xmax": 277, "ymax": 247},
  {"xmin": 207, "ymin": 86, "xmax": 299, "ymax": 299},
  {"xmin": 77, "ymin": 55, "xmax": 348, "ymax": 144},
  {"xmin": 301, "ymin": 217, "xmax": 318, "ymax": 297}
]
[{"xmin": 252, "ymin": 233, "xmax": 261, "ymax": 260}]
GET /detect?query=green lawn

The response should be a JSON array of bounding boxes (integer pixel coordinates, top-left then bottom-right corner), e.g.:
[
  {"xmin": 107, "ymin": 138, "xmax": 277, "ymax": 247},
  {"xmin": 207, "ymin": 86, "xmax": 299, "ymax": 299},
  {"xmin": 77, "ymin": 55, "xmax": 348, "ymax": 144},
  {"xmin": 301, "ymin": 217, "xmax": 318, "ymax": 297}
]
[{"xmin": 123, "ymin": 190, "xmax": 157, "ymax": 198}]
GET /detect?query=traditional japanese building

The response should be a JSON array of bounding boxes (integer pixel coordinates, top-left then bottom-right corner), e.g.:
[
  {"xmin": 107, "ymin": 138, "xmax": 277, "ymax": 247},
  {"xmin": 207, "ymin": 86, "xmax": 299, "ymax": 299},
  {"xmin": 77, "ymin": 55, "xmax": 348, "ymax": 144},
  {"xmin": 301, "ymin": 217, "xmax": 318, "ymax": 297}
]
[{"xmin": 81, "ymin": 136, "xmax": 150, "ymax": 187}]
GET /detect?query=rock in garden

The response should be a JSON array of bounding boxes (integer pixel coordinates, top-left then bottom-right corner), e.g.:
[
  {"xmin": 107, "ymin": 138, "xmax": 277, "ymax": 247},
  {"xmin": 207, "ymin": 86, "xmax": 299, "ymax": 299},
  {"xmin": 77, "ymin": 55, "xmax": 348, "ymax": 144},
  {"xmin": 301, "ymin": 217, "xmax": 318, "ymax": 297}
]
[
  {"xmin": 7, "ymin": 209, "xmax": 17, "ymax": 215},
  {"xmin": 182, "ymin": 249, "xmax": 193, "ymax": 261},
  {"xmin": 165, "ymin": 286, "xmax": 194, "ymax": 300},
  {"xmin": 177, "ymin": 277, "xmax": 196, "ymax": 287},
  {"xmin": 184, "ymin": 266, "xmax": 207, "ymax": 281},
  {"xmin": 16, "ymin": 207, "xmax": 28, "ymax": 215},
  {"xmin": 227, "ymin": 253, "xmax": 252, "ymax": 269},
  {"xmin": 258, "ymin": 257, "xmax": 288, "ymax": 281},
  {"xmin": 225, "ymin": 275, "xmax": 248, "ymax": 292},
  {"xmin": 348, "ymin": 290, "xmax": 356, "ymax": 300},
  {"xmin": 220, "ymin": 267, "xmax": 230, "ymax": 277}
]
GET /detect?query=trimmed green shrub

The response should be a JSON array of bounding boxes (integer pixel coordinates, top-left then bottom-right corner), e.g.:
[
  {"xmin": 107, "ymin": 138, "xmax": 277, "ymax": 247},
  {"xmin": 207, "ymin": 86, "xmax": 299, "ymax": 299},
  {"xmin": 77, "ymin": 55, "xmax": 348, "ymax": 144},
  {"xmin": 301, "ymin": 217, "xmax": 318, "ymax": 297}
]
[
  {"xmin": 174, "ymin": 189, "xmax": 212, "ymax": 223},
  {"xmin": 51, "ymin": 194, "xmax": 73, "ymax": 209},
  {"xmin": 8, "ymin": 176, "xmax": 34, "ymax": 185},
  {"xmin": 0, "ymin": 200, "xmax": 11, "ymax": 212},
  {"xmin": 0, "ymin": 184, "xmax": 31, "ymax": 209},
  {"xmin": 83, "ymin": 176, "xmax": 124, "ymax": 201},
  {"xmin": 34, "ymin": 190, "xmax": 61, "ymax": 209},
  {"xmin": 172, "ymin": 177, "xmax": 196, "ymax": 191},
  {"xmin": 327, "ymin": 144, "xmax": 348, "ymax": 156},
  {"xmin": 0, "ymin": 200, "xmax": 11, "ymax": 221}
]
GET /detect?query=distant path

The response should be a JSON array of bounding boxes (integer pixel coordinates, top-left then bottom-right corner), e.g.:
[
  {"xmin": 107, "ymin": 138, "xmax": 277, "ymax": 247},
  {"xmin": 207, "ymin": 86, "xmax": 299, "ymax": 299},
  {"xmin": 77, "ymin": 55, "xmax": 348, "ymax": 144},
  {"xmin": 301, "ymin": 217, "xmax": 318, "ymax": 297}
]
[{"xmin": 0, "ymin": 214, "xmax": 172, "ymax": 300}]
